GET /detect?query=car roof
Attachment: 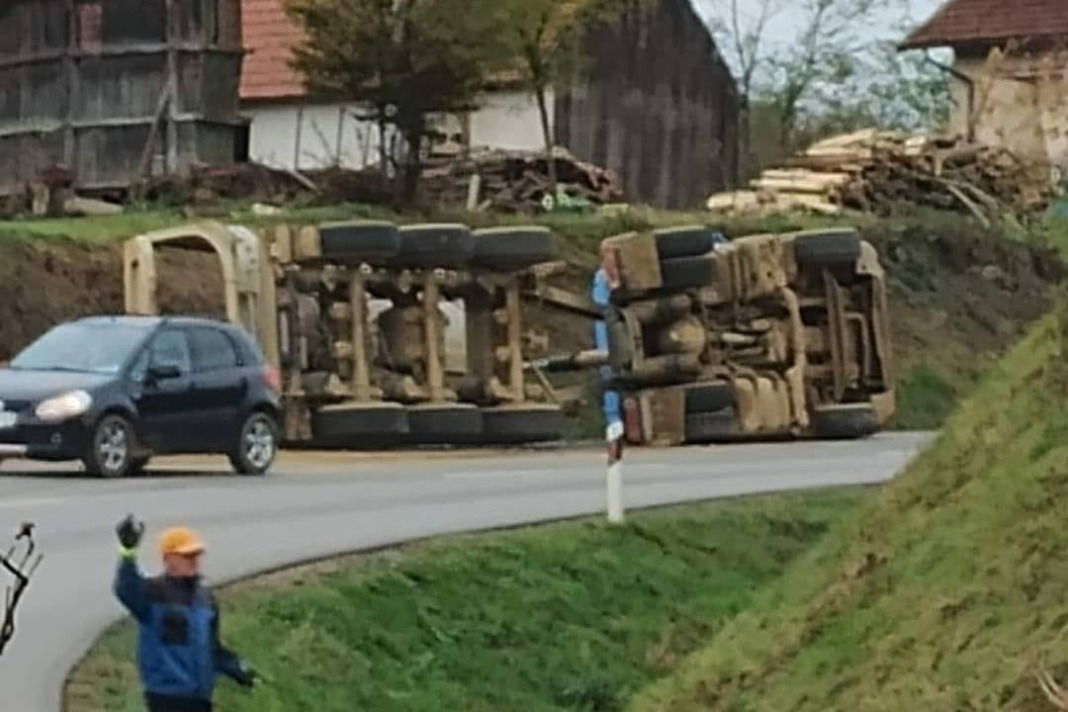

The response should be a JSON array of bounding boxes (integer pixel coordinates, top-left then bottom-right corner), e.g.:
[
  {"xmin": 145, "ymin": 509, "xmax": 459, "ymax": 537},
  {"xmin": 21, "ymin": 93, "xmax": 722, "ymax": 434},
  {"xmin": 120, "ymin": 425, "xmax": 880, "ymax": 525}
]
[{"xmin": 73, "ymin": 314, "xmax": 234, "ymax": 330}]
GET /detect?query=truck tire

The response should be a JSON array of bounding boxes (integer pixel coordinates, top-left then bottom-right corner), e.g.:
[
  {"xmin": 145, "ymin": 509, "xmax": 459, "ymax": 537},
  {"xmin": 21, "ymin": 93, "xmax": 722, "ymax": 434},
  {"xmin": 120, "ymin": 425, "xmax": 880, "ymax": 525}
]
[
  {"xmin": 319, "ymin": 221, "xmax": 400, "ymax": 264},
  {"xmin": 683, "ymin": 381, "xmax": 734, "ymax": 414},
  {"xmin": 398, "ymin": 224, "xmax": 475, "ymax": 268},
  {"xmin": 685, "ymin": 408, "xmax": 740, "ymax": 444},
  {"xmin": 407, "ymin": 404, "xmax": 483, "ymax": 445},
  {"xmin": 312, "ymin": 403, "xmax": 409, "ymax": 447},
  {"xmin": 655, "ymin": 226, "xmax": 723, "ymax": 260},
  {"xmin": 794, "ymin": 230, "xmax": 862, "ymax": 268},
  {"xmin": 660, "ymin": 254, "xmax": 717, "ymax": 291},
  {"xmin": 481, "ymin": 405, "xmax": 565, "ymax": 445},
  {"xmin": 472, "ymin": 227, "xmax": 555, "ymax": 270},
  {"xmin": 811, "ymin": 403, "xmax": 878, "ymax": 439}
]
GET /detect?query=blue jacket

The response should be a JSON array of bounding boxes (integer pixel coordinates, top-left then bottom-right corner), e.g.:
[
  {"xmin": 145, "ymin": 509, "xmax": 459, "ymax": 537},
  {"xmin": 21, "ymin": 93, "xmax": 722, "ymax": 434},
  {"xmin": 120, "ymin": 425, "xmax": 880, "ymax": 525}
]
[
  {"xmin": 592, "ymin": 268, "xmax": 621, "ymax": 427},
  {"xmin": 113, "ymin": 554, "xmax": 246, "ymax": 702}
]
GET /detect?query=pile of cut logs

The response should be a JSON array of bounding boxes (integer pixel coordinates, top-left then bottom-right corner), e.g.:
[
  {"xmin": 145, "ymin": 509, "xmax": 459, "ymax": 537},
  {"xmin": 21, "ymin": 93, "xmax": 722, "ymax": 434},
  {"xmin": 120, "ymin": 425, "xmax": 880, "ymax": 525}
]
[
  {"xmin": 708, "ymin": 129, "xmax": 1054, "ymax": 224},
  {"xmin": 421, "ymin": 146, "xmax": 626, "ymax": 213}
]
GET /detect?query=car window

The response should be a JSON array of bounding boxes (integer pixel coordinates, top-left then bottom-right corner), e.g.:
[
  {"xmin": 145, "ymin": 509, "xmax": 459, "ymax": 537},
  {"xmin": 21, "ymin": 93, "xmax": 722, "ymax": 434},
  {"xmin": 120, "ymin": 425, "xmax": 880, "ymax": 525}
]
[
  {"xmin": 9, "ymin": 321, "xmax": 151, "ymax": 375},
  {"xmin": 189, "ymin": 327, "xmax": 239, "ymax": 372},
  {"xmin": 231, "ymin": 327, "xmax": 265, "ymax": 365},
  {"xmin": 149, "ymin": 329, "xmax": 191, "ymax": 375}
]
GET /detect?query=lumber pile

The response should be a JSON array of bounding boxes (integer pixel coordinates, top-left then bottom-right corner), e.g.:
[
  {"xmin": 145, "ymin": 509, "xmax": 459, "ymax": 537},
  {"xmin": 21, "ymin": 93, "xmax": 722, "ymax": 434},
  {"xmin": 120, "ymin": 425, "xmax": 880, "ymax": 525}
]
[
  {"xmin": 708, "ymin": 129, "xmax": 1054, "ymax": 223},
  {"xmin": 421, "ymin": 146, "xmax": 625, "ymax": 213}
]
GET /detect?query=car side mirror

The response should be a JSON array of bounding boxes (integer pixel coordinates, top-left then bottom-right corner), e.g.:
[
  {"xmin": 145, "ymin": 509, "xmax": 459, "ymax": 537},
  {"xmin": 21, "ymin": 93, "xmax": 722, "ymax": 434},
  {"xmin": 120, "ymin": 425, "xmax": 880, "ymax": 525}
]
[{"xmin": 147, "ymin": 364, "xmax": 181, "ymax": 381}]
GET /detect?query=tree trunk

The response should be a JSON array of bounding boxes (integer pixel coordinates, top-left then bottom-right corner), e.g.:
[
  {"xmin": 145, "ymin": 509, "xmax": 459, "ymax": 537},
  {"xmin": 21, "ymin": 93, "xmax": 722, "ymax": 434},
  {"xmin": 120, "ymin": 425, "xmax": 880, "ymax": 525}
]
[
  {"xmin": 399, "ymin": 118, "xmax": 424, "ymax": 207},
  {"xmin": 738, "ymin": 94, "xmax": 752, "ymax": 182},
  {"xmin": 535, "ymin": 84, "xmax": 557, "ymax": 203}
]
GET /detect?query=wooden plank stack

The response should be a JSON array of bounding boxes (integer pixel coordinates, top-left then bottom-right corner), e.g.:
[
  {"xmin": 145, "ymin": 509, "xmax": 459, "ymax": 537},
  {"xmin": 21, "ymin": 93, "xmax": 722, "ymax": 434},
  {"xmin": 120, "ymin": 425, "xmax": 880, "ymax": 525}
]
[
  {"xmin": 707, "ymin": 129, "xmax": 1054, "ymax": 223},
  {"xmin": 421, "ymin": 146, "xmax": 626, "ymax": 213}
]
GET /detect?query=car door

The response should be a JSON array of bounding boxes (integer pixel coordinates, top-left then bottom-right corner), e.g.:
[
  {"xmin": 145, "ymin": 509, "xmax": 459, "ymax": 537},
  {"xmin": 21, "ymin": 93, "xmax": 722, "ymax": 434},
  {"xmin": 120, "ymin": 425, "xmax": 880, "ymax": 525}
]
[
  {"xmin": 187, "ymin": 326, "xmax": 245, "ymax": 452},
  {"xmin": 131, "ymin": 328, "xmax": 195, "ymax": 453}
]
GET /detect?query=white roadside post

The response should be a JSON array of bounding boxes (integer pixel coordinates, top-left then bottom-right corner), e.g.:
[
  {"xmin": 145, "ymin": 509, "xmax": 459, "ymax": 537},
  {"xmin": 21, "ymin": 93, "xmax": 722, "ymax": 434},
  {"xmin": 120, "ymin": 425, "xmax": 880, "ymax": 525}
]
[{"xmin": 606, "ymin": 419, "xmax": 625, "ymax": 524}]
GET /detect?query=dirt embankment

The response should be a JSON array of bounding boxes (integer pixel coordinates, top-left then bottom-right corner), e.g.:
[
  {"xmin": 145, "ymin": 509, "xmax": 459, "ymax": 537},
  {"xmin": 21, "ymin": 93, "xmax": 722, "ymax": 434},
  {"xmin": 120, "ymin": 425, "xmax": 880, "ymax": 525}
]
[{"xmin": 0, "ymin": 241, "xmax": 224, "ymax": 358}]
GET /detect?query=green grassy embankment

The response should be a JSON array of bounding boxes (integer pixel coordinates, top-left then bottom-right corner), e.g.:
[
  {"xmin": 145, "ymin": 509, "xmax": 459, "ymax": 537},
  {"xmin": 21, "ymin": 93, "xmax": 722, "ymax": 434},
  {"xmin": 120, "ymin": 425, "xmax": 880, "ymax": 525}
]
[
  {"xmin": 629, "ymin": 289, "xmax": 1068, "ymax": 711},
  {"xmin": 0, "ymin": 204, "xmax": 1061, "ymax": 431},
  {"xmin": 64, "ymin": 489, "xmax": 867, "ymax": 712}
]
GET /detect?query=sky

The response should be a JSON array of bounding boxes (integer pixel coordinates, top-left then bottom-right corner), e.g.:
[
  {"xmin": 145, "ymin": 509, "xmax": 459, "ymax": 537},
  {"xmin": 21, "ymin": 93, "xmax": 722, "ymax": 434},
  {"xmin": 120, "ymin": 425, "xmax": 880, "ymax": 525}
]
[{"xmin": 691, "ymin": 0, "xmax": 947, "ymax": 57}]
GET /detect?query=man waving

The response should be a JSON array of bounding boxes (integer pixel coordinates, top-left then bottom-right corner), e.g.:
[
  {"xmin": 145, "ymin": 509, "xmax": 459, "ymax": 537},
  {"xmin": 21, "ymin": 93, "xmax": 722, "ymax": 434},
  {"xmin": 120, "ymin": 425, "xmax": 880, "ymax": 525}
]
[{"xmin": 112, "ymin": 514, "xmax": 257, "ymax": 712}]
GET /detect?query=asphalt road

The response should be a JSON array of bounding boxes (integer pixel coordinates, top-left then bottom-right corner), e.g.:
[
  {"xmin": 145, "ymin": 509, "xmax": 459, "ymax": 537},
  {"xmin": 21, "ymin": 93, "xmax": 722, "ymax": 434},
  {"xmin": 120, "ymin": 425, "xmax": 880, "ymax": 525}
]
[{"xmin": 0, "ymin": 432, "xmax": 931, "ymax": 711}]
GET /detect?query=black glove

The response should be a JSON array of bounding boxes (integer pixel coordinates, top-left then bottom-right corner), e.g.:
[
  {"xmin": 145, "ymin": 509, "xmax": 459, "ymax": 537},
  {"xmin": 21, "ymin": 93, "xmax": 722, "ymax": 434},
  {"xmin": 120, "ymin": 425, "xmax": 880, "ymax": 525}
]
[
  {"xmin": 233, "ymin": 660, "xmax": 258, "ymax": 688},
  {"xmin": 116, "ymin": 514, "xmax": 144, "ymax": 550}
]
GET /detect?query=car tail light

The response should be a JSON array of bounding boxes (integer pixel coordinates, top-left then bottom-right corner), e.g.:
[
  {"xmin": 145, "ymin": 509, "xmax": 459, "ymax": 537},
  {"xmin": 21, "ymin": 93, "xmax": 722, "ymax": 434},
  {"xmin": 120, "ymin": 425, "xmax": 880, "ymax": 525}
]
[{"xmin": 262, "ymin": 365, "xmax": 282, "ymax": 394}]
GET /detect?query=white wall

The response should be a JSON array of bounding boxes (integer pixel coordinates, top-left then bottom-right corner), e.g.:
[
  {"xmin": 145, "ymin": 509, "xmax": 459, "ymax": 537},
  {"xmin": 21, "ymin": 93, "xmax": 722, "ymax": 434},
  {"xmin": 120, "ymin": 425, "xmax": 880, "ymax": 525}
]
[
  {"xmin": 949, "ymin": 52, "xmax": 1068, "ymax": 168},
  {"xmin": 468, "ymin": 89, "xmax": 554, "ymax": 152},
  {"xmin": 243, "ymin": 88, "xmax": 552, "ymax": 171},
  {"xmin": 245, "ymin": 102, "xmax": 391, "ymax": 171}
]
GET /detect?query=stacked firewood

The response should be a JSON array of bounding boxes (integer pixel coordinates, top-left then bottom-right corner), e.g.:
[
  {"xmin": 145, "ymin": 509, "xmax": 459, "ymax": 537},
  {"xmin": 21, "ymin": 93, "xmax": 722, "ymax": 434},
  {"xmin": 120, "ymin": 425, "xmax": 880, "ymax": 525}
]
[
  {"xmin": 421, "ymin": 146, "xmax": 626, "ymax": 213},
  {"xmin": 708, "ymin": 129, "xmax": 1054, "ymax": 223}
]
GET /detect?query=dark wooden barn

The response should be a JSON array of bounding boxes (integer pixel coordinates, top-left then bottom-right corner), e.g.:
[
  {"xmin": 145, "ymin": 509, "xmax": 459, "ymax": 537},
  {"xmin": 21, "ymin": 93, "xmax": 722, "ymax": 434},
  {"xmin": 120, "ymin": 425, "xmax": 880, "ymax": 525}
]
[
  {"xmin": 0, "ymin": 0, "xmax": 247, "ymax": 196},
  {"xmin": 555, "ymin": 0, "xmax": 739, "ymax": 209}
]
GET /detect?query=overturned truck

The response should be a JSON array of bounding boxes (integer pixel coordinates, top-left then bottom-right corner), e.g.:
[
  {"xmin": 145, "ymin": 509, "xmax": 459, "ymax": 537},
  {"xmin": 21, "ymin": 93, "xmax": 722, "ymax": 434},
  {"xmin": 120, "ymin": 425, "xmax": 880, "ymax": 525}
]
[
  {"xmin": 123, "ymin": 220, "xmax": 567, "ymax": 448},
  {"xmin": 596, "ymin": 226, "xmax": 895, "ymax": 445}
]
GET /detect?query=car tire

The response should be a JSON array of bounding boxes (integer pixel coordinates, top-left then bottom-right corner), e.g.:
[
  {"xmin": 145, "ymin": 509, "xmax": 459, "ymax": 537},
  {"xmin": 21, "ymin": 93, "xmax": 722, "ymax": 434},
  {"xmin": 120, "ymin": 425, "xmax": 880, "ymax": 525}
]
[
  {"xmin": 128, "ymin": 456, "xmax": 151, "ymax": 476},
  {"xmin": 229, "ymin": 412, "xmax": 279, "ymax": 476},
  {"xmin": 794, "ymin": 230, "xmax": 862, "ymax": 268},
  {"xmin": 406, "ymin": 404, "xmax": 483, "ymax": 445},
  {"xmin": 319, "ymin": 221, "xmax": 401, "ymax": 264},
  {"xmin": 685, "ymin": 408, "xmax": 740, "ymax": 444},
  {"xmin": 660, "ymin": 254, "xmax": 717, "ymax": 291},
  {"xmin": 811, "ymin": 403, "xmax": 878, "ymax": 440},
  {"xmin": 397, "ymin": 224, "xmax": 475, "ymax": 268},
  {"xmin": 481, "ymin": 405, "xmax": 565, "ymax": 445},
  {"xmin": 655, "ymin": 226, "xmax": 723, "ymax": 260},
  {"xmin": 472, "ymin": 227, "xmax": 555, "ymax": 270},
  {"xmin": 83, "ymin": 414, "xmax": 137, "ymax": 479}
]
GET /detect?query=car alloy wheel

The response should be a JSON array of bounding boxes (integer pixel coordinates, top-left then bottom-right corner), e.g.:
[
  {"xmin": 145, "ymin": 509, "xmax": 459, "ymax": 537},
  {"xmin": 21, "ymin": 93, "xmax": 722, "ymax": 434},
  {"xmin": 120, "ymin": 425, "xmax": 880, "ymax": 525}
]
[
  {"xmin": 88, "ymin": 415, "xmax": 133, "ymax": 478},
  {"xmin": 232, "ymin": 413, "xmax": 277, "ymax": 475}
]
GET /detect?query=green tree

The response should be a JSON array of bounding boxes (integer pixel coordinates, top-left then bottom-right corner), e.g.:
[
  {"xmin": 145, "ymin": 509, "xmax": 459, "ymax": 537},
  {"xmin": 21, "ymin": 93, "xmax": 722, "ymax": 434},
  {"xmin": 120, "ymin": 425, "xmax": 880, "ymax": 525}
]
[
  {"xmin": 285, "ymin": 0, "xmax": 508, "ymax": 204},
  {"xmin": 500, "ymin": 0, "xmax": 639, "ymax": 194}
]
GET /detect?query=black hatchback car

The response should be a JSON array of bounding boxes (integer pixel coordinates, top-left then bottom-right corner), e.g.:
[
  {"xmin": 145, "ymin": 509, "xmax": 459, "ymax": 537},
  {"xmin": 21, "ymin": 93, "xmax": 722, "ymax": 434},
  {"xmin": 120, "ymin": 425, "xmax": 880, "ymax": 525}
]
[{"xmin": 0, "ymin": 316, "xmax": 282, "ymax": 477}]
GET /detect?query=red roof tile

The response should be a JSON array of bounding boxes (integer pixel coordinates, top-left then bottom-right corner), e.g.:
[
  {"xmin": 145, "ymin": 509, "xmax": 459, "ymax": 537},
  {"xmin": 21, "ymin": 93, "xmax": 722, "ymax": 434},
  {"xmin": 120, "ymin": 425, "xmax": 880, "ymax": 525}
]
[
  {"xmin": 240, "ymin": 0, "xmax": 306, "ymax": 101},
  {"xmin": 900, "ymin": 0, "xmax": 1068, "ymax": 50}
]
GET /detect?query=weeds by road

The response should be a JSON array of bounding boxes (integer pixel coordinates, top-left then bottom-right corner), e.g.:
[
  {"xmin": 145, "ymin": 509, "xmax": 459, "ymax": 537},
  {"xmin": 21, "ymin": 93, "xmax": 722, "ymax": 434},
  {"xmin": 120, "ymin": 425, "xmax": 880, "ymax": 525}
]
[
  {"xmin": 630, "ymin": 294, "xmax": 1068, "ymax": 711},
  {"xmin": 64, "ymin": 489, "xmax": 867, "ymax": 712}
]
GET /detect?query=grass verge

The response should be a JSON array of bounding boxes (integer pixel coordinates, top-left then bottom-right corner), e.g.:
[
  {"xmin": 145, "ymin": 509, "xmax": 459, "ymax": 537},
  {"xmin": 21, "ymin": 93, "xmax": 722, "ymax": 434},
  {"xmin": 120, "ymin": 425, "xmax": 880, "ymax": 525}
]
[
  {"xmin": 64, "ymin": 489, "xmax": 868, "ymax": 712},
  {"xmin": 629, "ymin": 291, "xmax": 1068, "ymax": 711}
]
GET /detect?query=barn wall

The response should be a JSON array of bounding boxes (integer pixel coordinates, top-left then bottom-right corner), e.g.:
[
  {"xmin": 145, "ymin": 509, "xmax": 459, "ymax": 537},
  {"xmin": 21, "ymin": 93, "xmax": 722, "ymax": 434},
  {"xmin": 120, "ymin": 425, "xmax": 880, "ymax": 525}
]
[
  {"xmin": 554, "ymin": 0, "xmax": 739, "ymax": 209},
  {"xmin": 0, "ymin": 0, "xmax": 246, "ymax": 195}
]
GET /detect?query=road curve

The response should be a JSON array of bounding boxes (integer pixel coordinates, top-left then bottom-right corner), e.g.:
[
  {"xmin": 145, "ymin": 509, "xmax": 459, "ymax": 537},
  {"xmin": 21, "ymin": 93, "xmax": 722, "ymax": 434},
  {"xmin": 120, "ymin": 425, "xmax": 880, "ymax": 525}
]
[{"xmin": 0, "ymin": 432, "xmax": 931, "ymax": 711}]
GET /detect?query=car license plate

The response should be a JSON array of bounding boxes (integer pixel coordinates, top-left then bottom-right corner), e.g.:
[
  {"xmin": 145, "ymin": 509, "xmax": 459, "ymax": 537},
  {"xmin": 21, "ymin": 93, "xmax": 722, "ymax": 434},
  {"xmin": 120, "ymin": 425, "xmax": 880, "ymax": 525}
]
[{"xmin": 0, "ymin": 412, "xmax": 16, "ymax": 430}]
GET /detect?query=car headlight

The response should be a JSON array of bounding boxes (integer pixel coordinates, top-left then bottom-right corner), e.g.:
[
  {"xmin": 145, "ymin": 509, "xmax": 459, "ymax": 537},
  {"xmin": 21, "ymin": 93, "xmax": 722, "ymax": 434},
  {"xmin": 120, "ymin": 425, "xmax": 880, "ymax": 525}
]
[{"xmin": 35, "ymin": 391, "xmax": 93, "ymax": 423}]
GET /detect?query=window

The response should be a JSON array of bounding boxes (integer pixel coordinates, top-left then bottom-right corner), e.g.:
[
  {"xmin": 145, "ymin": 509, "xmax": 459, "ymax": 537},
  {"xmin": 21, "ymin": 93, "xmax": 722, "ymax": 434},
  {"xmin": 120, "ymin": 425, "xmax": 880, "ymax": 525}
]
[
  {"xmin": 189, "ymin": 328, "xmax": 238, "ymax": 372},
  {"xmin": 10, "ymin": 321, "xmax": 151, "ymax": 375},
  {"xmin": 150, "ymin": 330, "xmax": 191, "ymax": 375}
]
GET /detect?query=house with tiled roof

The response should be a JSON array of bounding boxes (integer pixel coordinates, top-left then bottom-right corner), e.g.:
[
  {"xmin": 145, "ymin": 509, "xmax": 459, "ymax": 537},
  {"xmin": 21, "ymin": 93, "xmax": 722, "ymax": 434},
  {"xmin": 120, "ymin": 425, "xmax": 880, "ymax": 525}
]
[
  {"xmin": 237, "ymin": 0, "xmax": 739, "ymax": 208},
  {"xmin": 900, "ymin": 0, "xmax": 1068, "ymax": 167},
  {"xmin": 239, "ymin": 0, "xmax": 542, "ymax": 171}
]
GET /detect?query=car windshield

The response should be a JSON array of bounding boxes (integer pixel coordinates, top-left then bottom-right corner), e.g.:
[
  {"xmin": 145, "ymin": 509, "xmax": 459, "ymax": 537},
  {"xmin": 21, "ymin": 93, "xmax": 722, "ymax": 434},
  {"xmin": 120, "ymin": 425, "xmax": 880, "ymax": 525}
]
[{"xmin": 9, "ymin": 322, "xmax": 152, "ymax": 375}]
